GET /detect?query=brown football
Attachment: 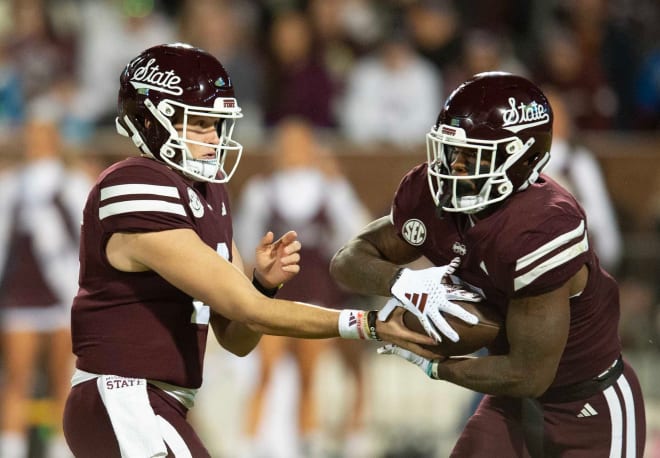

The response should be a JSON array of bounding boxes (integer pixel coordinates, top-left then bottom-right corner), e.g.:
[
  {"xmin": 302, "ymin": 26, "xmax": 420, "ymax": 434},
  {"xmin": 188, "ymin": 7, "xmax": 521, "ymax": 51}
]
[{"xmin": 403, "ymin": 300, "xmax": 504, "ymax": 356}]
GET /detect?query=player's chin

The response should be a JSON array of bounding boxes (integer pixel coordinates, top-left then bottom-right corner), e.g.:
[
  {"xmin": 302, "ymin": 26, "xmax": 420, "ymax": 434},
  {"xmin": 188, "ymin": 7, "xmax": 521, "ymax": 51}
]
[{"xmin": 455, "ymin": 180, "xmax": 478, "ymax": 196}]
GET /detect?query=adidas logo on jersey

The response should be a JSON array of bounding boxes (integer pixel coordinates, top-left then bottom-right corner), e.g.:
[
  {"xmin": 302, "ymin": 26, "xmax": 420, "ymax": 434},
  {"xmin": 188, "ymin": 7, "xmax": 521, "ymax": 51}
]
[{"xmin": 577, "ymin": 403, "xmax": 598, "ymax": 417}]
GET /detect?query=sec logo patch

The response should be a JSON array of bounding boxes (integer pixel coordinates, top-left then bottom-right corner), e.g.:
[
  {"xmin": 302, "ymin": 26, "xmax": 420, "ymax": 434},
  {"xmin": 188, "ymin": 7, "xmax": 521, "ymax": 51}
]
[{"xmin": 402, "ymin": 219, "xmax": 426, "ymax": 246}]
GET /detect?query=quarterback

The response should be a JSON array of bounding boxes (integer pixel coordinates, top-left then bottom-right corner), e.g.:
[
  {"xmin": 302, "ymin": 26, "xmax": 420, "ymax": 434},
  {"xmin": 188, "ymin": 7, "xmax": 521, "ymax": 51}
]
[{"xmin": 61, "ymin": 43, "xmax": 458, "ymax": 457}]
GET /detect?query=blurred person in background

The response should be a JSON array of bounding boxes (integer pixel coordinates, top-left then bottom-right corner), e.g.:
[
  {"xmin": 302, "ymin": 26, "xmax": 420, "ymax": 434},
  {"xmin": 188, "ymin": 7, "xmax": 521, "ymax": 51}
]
[
  {"xmin": 262, "ymin": 9, "xmax": 336, "ymax": 129},
  {"xmin": 340, "ymin": 24, "xmax": 441, "ymax": 149},
  {"xmin": 61, "ymin": 43, "xmax": 439, "ymax": 457},
  {"xmin": 305, "ymin": 0, "xmax": 364, "ymax": 95},
  {"xmin": 635, "ymin": 45, "xmax": 660, "ymax": 129},
  {"xmin": 330, "ymin": 72, "xmax": 646, "ymax": 457},
  {"xmin": 441, "ymin": 28, "xmax": 528, "ymax": 101},
  {"xmin": 177, "ymin": 0, "xmax": 265, "ymax": 144},
  {"xmin": 0, "ymin": 110, "xmax": 92, "ymax": 458},
  {"xmin": 403, "ymin": 0, "xmax": 463, "ymax": 74},
  {"xmin": 67, "ymin": 0, "xmax": 175, "ymax": 133},
  {"xmin": 543, "ymin": 87, "xmax": 623, "ymax": 274},
  {"xmin": 1, "ymin": 0, "xmax": 76, "ymax": 144},
  {"xmin": 552, "ymin": 0, "xmax": 642, "ymax": 130},
  {"xmin": 0, "ymin": 43, "xmax": 24, "ymax": 139},
  {"xmin": 3, "ymin": 0, "xmax": 77, "ymax": 105},
  {"xmin": 533, "ymin": 23, "xmax": 616, "ymax": 131},
  {"xmin": 235, "ymin": 117, "xmax": 373, "ymax": 458}
]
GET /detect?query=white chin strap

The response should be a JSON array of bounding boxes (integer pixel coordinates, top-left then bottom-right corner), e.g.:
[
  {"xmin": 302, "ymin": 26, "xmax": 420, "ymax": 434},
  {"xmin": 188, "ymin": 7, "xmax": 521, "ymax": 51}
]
[
  {"xmin": 184, "ymin": 157, "xmax": 220, "ymax": 181},
  {"xmin": 455, "ymin": 195, "xmax": 487, "ymax": 213}
]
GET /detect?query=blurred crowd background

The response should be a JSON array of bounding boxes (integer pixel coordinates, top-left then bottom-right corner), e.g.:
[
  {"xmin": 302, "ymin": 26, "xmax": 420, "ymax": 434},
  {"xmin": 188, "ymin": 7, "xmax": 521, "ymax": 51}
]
[{"xmin": 0, "ymin": 0, "xmax": 658, "ymax": 457}]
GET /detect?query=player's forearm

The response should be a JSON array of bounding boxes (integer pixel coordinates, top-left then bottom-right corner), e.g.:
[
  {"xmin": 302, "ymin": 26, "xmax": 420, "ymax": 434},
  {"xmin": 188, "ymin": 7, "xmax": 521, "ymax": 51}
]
[
  {"xmin": 243, "ymin": 298, "xmax": 342, "ymax": 338},
  {"xmin": 435, "ymin": 355, "xmax": 552, "ymax": 398},
  {"xmin": 215, "ymin": 320, "xmax": 262, "ymax": 356},
  {"xmin": 330, "ymin": 241, "xmax": 400, "ymax": 296}
]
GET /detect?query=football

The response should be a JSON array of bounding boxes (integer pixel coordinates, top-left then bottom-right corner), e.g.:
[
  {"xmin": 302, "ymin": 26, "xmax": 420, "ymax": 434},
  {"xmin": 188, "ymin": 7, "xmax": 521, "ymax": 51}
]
[{"xmin": 403, "ymin": 300, "xmax": 504, "ymax": 356}]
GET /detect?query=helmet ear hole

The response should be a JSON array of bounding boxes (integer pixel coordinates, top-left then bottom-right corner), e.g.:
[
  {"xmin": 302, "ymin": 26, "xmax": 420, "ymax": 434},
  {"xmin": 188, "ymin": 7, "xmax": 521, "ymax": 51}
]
[
  {"xmin": 162, "ymin": 146, "xmax": 176, "ymax": 159},
  {"xmin": 498, "ymin": 182, "xmax": 512, "ymax": 196},
  {"xmin": 506, "ymin": 139, "xmax": 523, "ymax": 155},
  {"xmin": 157, "ymin": 100, "xmax": 176, "ymax": 117}
]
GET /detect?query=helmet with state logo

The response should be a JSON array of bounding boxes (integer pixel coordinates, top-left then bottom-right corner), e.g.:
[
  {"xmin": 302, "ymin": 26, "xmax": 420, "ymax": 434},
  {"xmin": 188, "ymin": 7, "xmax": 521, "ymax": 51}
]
[
  {"xmin": 116, "ymin": 42, "xmax": 243, "ymax": 183},
  {"xmin": 426, "ymin": 71, "xmax": 553, "ymax": 214}
]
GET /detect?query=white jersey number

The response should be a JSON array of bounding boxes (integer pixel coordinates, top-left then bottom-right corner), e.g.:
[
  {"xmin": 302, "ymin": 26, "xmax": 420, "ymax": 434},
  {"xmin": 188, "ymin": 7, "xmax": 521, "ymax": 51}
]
[{"xmin": 190, "ymin": 242, "xmax": 230, "ymax": 325}]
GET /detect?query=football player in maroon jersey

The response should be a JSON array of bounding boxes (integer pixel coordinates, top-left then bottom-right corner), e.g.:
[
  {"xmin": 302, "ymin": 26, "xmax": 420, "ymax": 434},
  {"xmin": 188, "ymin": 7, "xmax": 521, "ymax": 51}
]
[
  {"xmin": 330, "ymin": 72, "xmax": 646, "ymax": 456},
  {"xmin": 60, "ymin": 43, "xmax": 477, "ymax": 457}
]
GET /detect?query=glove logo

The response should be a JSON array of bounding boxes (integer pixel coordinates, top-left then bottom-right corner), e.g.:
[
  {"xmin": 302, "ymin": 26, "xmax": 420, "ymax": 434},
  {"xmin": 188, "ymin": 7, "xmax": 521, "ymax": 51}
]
[
  {"xmin": 402, "ymin": 219, "xmax": 426, "ymax": 246},
  {"xmin": 404, "ymin": 292, "xmax": 428, "ymax": 313}
]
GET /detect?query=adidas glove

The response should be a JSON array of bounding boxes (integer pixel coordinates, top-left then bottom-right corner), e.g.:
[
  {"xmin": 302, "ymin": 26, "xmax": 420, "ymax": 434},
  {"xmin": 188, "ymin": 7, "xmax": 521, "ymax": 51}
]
[
  {"xmin": 378, "ymin": 344, "xmax": 441, "ymax": 379},
  {"xmin": 384, "ymin": 257, "xmax": 481, "ymax": 343}
]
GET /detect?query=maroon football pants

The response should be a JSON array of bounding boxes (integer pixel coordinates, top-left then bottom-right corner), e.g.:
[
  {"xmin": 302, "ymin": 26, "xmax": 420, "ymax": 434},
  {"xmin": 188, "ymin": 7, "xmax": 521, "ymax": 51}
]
[
  {"xmin": 63, "ymin": 379, "xmax": 210, "ymax": 457},
  {"xmin": 451, "ymin": 360, "xmax": 645, "ymax": 457}
]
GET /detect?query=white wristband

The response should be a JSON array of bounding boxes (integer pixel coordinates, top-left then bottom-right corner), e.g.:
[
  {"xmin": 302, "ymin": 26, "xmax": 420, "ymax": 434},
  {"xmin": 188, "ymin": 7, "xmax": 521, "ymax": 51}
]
[{"xmin": 338, "ymin": 309, "xmax": 367, "ymax": 340}]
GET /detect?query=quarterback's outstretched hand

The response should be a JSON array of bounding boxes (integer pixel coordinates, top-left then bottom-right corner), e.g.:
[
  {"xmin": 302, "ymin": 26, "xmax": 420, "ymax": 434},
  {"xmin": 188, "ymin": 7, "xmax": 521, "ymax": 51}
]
[
  {"xmin": 253, "ymin": 231, "xmax": 301, "ymax": 289},
  {"xmin": 385, "ymin": 257, "xmax": 481, "ymax": 342},
  {"xmin": 378, "ymin": 344, "xmax": 441, "ymax": 379}
]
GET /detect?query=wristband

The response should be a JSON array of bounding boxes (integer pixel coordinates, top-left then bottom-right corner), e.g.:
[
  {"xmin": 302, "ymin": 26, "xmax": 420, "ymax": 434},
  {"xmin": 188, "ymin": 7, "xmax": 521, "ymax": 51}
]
[
  {"xmin": 252, "ymin": 270, "xmax": 281, "ymax": 298},
  {"xmin": 426, "ymin": 361, "xmax": 439, "ymax": 379},
  {"xmin": 338, "ymin": 309, "xmax": 371, "ymax": 340},
  {"xmin": 426, "ymin": 358, "xmax": 448, "ymax": 380},
  {"xmin": 366, "ymin": 310, "xmax": 381, "ymax": 341}
]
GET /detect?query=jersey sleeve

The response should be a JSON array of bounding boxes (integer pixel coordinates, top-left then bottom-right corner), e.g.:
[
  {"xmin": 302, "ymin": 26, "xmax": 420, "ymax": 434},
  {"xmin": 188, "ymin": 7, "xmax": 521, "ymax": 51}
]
[
  {"xmin": 97, "ymin": 163, "xmax": 194, "ymax": 235},
  {"xmin": 500, "ymin": 204, "xmax": 591, "ymax": 298},
  {"xmin": 391, "ymin": 163, "xmax": 428, "ymax": 235}
]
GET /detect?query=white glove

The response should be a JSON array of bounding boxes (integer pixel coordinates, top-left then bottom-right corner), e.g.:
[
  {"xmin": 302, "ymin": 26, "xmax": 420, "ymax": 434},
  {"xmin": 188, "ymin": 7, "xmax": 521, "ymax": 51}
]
[
  {"xmin": 384, "ymin": 257, "xmax": 481, "ymax": 342},
  {"xmin": 378, "ymin": 344, "xmax": 440, "ymax": 379}
]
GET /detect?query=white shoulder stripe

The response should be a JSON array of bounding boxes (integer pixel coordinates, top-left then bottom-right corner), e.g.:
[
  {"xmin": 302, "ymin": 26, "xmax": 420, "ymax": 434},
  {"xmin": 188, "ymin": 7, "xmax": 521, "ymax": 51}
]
[
  {"xmin": 99, "ymin": 200, "xmax": 187, "ymax": 220},
  {"xmin": 100, "ymin": 184, "xmax": 179, "ymax": 201},
  {"xmin": 516, "ymin": 220, "xmax": 585, "ymax": 271},
  {"xmin": 513, "ymin": 232, "xmax": 589, "ymax": 291}
]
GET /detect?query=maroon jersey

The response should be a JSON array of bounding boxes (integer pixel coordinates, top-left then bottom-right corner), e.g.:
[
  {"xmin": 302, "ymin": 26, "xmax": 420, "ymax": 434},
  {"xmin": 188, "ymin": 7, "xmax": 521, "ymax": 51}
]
[
  {"xmin": 392, "ymin": 163, "xmax": 621, "ymax": 387},
  {"xmin": 71, "ymin": 157, "xmax": 233, "ymax": 388}
]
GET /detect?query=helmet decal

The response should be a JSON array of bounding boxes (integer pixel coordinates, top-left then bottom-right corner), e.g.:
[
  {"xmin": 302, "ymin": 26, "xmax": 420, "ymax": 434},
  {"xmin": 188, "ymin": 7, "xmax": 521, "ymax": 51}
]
[
  {"xmin": 502, "ymin": 97, "xmax": 551, "ymax": 133},
  {"xmin": 130, "ymin": 58, "xmax": 183, "ymax": 96}
]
